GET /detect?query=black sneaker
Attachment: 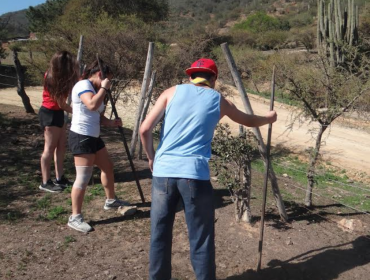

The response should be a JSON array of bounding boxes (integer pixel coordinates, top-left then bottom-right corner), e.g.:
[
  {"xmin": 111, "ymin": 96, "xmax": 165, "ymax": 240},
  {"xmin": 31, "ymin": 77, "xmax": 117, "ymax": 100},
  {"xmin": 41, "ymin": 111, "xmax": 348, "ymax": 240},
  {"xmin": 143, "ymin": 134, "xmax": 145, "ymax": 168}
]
[
  {"xmin": 39, "ymin": 179, "xmax": 63, "ymax": 193},
  {"xmin": 54, "ymin": 175, "xmax": 73, "ymax": 189}
]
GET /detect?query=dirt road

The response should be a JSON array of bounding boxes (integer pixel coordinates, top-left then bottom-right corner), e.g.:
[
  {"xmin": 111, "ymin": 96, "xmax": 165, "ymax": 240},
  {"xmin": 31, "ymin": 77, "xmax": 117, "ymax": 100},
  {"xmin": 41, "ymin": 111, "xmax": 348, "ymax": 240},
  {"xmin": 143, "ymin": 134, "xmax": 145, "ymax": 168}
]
[{"xmin": 1, "ymin": 85, "xmax": 369, "ymax": 179}]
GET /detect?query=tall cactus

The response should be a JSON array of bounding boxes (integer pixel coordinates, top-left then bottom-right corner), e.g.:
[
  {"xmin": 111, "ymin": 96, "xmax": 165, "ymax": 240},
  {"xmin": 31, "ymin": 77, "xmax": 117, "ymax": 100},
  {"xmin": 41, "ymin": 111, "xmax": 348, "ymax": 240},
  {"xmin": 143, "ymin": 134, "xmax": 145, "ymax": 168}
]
[{"xmin": 317, "ymin": 0, "xmax": 359, "ymax": 67}]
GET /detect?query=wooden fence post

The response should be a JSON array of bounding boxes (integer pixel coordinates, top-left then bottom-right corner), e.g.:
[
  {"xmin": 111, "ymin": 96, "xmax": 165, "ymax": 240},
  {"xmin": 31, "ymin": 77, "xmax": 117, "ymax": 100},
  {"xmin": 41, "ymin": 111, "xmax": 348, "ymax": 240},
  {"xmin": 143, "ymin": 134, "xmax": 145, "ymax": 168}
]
[
  {"xmin": 138, "ymin": 70, "xmax": 156, "ymax": 160},
  {"xmin": 66, "ymin": 35, "xmax": 84, "ymax": 122},
  {"xmin": 221, "ymin": 42, "xmax": 288, "ymax": 222},
  {"xmin": 130, "ymin": 42, "xmax": 155, "ymax": 158}
]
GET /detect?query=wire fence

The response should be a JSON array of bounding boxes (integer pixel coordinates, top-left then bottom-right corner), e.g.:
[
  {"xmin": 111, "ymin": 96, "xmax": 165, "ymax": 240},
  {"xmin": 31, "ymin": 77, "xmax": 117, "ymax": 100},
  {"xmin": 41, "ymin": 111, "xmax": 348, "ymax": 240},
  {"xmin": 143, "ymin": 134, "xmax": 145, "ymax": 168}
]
[
  {"xmin": 246, "ymin": 158, "xmax": 370, "ymax": 236},
  {"xmin": 0, "ymin": 81, "xmax": 17, "ymax": 87},
  {"xmin": 254, "ymin": 158, "xmax": 370, "ymax": 193},
  {"xmin": 0, "ymin": 74, "xmax": 17, "ymax": 79}
]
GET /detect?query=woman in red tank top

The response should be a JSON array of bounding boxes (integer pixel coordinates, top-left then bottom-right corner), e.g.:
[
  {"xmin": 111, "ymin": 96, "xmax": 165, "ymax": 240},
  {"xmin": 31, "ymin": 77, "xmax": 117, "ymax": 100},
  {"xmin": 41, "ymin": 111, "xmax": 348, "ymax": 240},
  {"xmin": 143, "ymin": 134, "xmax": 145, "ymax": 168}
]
[{"xmin": 39, "ymin": 51, "xmax": 79, "ymax": 192}]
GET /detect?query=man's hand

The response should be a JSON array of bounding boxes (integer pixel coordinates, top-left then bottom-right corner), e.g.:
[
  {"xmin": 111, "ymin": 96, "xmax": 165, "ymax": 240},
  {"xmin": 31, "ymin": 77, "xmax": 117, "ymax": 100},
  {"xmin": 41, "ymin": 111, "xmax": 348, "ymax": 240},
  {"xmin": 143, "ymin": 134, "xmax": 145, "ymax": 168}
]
[
  {"xmin": 148, "ymin": 158, "xmax": 154, "ymax": 172},
  {"xmin": 266, "ymin": 110, "xmax": 277, "ymax": 124}
]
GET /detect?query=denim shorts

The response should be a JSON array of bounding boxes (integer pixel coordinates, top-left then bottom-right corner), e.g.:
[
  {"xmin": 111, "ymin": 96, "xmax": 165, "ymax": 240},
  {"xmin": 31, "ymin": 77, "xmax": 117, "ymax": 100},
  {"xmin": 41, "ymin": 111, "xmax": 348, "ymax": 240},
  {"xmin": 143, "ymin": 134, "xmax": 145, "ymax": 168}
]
[{"xmin": 68, "ymin": 130, "xmax": 105, "ymax": 155}]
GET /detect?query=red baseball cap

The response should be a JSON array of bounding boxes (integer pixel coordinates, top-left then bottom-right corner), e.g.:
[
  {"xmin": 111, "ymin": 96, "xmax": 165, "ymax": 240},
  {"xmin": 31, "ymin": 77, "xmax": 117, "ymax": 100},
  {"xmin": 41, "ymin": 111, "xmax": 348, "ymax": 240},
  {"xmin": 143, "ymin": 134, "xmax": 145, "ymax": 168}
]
[{"xmin": 185, "ymin": 58, "xmax": 218, "ymax": 77}]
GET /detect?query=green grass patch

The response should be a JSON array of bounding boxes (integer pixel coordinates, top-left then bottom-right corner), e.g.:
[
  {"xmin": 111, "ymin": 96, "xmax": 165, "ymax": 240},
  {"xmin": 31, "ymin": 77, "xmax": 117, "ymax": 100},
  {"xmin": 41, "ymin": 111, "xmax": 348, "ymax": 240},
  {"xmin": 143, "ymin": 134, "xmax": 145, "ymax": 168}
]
[
  {"xmin": 63, "ymin": 186, "xmax": 72, "ymax": 194},
  {"xmin": 47, "ymin": 206, "xmax": 67, "ymax": 220},
  {"xmin": 89, "ymin": 184, "xmax": 105, "ymax": 197},
  {"xmin": 250, "ymin": 154, "xmax": 370, "ymax": 212},
  {"xmin": 35, "ymin": 194, "xmax": 52, "ymax": 210}
]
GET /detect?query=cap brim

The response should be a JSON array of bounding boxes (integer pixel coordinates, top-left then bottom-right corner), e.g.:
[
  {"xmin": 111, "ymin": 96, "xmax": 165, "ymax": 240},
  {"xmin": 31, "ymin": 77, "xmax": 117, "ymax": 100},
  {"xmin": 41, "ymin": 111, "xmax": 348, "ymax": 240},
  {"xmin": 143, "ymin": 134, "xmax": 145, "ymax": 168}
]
[{"xmin": 185, "ymin": 67, "xmax": 217, "ymax": 76}]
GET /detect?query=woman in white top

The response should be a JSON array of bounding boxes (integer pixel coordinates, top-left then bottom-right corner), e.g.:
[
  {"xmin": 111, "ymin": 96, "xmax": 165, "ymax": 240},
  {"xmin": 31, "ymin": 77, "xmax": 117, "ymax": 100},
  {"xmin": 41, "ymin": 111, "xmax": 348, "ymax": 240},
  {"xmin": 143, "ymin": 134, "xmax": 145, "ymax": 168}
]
[{"xmin": 68, "ymin": 59, "xmax": 130, "ymax": 233}]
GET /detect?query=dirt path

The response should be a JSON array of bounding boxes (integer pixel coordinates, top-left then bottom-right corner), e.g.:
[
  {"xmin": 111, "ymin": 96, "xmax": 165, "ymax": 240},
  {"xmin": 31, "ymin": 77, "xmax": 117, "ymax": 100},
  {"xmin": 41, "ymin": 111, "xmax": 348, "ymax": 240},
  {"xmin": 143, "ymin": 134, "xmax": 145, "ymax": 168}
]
[{"xmin": 1, "ymin": 85, "xmax": 369, "ymax": 180}]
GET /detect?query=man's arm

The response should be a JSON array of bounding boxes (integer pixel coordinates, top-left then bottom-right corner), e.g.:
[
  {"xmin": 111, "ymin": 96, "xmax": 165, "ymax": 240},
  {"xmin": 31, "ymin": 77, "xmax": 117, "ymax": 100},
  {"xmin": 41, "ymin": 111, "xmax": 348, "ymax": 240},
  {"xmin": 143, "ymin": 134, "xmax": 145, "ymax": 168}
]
[
  {"xmin": 139, "ymin": 86, "xmax": 175, "ymax": 171},
  {"xmin": 220, "ymin": 96, "xmax": 277, "ymax": 127}
]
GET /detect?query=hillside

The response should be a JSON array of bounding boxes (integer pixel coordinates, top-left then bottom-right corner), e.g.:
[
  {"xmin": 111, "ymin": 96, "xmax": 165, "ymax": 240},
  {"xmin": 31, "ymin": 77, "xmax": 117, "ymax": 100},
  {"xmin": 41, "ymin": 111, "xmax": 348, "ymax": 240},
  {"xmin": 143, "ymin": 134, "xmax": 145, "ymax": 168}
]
[
  {"xmin": 0, "ymin": 0, "xmax": 323, "ymax": 39},
  {"xmin": 0, "ymin": 9, "xmax": 29, "ymax": 39}
]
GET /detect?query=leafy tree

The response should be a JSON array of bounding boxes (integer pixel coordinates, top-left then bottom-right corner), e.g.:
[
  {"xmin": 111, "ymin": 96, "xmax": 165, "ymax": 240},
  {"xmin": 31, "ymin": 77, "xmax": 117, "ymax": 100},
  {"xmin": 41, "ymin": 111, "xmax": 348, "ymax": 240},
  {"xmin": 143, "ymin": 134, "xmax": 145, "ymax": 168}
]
[
  {"xmin": 76, "ymin": 0, "xmax": 169, "ymax": 22},
  {"xmin": 26, "ymin": 0, "xmax": 69, "ymax": 33},
  {"xmin": 0, "ymin": 15, "xmax": 11, "ymax": 61}
]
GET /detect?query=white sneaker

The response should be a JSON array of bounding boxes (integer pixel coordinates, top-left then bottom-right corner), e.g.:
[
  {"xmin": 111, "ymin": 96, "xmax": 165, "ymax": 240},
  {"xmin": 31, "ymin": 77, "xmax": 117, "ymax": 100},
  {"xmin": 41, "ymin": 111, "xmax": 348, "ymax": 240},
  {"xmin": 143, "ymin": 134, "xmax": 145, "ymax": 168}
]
[
  {"xmin": 67, "ymin": 214, "xmax": 92, "ymax": 233},
  {"xmin": 104, "ymin": 197, "xmax": 130, "ymax": 210}
]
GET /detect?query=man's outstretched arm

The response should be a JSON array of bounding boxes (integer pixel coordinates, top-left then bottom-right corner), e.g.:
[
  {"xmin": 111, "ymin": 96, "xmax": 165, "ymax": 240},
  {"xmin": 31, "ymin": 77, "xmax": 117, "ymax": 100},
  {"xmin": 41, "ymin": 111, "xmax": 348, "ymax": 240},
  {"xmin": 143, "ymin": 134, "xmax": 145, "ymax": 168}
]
[{"xmin": 220, "ymin": 96, "xmax": 277, "ymax": 127}]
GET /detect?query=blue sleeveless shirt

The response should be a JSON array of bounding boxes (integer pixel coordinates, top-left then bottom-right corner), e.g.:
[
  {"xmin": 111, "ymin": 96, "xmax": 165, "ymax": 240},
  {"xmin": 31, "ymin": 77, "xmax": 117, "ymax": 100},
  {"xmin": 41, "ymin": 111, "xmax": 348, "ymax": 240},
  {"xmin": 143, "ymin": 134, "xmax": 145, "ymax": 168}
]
[{"xmin": 153, "ymin": 84, "xmax": 221, "ymax": 180}]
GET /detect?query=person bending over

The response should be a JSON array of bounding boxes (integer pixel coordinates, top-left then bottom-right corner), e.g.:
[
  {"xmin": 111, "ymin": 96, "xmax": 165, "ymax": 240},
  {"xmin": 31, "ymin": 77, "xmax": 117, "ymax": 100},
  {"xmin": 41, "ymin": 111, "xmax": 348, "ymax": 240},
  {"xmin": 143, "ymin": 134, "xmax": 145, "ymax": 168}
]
[
  {"xmin": 68, "ymin": 59, "xmax": 130, "ymax": 233},
  {"xmin": 140, "ymin": 58, "xmax": 277, "ymax": 280}
]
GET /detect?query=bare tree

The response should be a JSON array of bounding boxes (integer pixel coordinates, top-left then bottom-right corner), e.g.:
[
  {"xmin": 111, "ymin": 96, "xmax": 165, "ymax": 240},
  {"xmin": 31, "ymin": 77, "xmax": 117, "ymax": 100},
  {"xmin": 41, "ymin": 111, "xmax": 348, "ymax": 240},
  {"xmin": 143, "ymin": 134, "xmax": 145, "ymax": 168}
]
[
  {"xmin": 12, "ymin": 49, "xmax": 35, "ymax": 114},
  {"xmin": 275, "ymin": 47, "xmax": 370, "ymax": 207}
]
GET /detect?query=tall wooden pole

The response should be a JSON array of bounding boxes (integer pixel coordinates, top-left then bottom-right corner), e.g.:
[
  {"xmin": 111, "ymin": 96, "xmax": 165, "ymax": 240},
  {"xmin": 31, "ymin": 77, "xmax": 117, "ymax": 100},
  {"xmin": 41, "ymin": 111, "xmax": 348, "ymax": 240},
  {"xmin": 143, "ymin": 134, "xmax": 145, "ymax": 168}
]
[
  {"xmin": 221, "ymin": 42, "xmax": 288, "ymax": 222},
  {"xmin": 138, "ymin": 70, "xmax": 156, "ymax": 160},
  {"xmin": 256, "ymin": 66, "xmax": 276, "ymax": 271},
  {"xmin": 66, "ymin": 35, "xmax": 84, "ymax": 122},
  {"xmin": 130, "ymin": 42, "xmax": 155, "ymax": 157}
]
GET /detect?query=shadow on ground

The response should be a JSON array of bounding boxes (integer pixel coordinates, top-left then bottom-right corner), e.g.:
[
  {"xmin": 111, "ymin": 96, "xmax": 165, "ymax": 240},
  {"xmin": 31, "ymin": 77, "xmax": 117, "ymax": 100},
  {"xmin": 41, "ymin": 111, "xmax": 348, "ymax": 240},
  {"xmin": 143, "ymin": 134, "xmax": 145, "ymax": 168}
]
[{"xmin": 221, "ymin": 235, "xmax": 370, "ymax": 280}]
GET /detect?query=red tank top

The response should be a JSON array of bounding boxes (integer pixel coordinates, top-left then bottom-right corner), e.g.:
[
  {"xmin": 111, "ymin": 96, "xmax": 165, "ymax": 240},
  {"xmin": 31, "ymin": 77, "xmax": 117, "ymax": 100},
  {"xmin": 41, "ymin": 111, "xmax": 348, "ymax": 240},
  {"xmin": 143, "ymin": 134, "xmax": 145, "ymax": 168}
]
[{"xmin": 41, "ymin": 72, "xmax": 61, "ymax": 110}]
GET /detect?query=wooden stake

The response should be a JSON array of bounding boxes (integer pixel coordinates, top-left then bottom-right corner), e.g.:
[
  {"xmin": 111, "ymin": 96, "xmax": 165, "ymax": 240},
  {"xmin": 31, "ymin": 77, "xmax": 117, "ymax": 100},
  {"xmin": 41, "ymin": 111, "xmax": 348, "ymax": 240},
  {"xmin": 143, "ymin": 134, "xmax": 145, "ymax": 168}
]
[
  {"xmin": 221, "ymin": 42, "xmax": 288, "ymax": 222},
  {"xmin": 256, "ymin": 66, "xmax": 276, "ymax": 271},
  {"xmin": 130, "ymin": 42, "xmax": 155, "ymax": 158},
  {"xmin": 96, "ymin": 54, "xmax": 145, "ymax": 203}
]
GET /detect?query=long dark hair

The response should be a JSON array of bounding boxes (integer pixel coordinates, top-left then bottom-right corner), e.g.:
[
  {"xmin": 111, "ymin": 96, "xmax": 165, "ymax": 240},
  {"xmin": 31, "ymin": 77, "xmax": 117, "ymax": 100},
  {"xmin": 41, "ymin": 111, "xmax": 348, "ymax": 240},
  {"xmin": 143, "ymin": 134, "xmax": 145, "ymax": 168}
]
[
  {"xmin": 44, "ymin": 51, "xmax": 79, "ymax": 106},
  {"xmin": 81, "ymin": 59, "xmax": 112, "ymax": 80}
]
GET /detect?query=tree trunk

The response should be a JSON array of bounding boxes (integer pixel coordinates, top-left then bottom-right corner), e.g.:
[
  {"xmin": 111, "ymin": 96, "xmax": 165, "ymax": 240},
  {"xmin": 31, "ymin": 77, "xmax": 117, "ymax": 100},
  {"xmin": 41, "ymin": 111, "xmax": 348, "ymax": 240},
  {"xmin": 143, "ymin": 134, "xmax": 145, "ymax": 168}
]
[
  {"xmin": 13, "ymin": 50, "xmax": 35, "ymax": 114},
  {"xmin": 304, "ymin": 125, "xmax": 327, "ymax": 207},
  {"xmin": 242, "ymin": 160, "xmax": 252, "ymax": 223},
  {"xmin": 221, "ymin": 42, "xmax": 288, "ymax": 222}
]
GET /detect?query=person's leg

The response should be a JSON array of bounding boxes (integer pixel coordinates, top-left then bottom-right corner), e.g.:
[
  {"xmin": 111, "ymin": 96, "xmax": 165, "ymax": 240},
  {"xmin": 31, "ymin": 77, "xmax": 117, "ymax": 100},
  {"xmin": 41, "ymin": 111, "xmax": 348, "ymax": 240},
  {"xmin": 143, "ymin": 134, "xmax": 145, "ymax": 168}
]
[
  {"xmin": 94, "ymin": 147, "xmax": 115, "ymax": 199},
  {"xmin": 71, "ymin": 154, "xmax": 95, "ymax": 215},
  {"xmin": 149, "ymin": 177, "xmax": 180, "ymax": 280},
  {"xmin": 54, "ymin": 123, "xmax": 67, "ymax": 180},
  {"xmin": 178, "ymin": 179, "xmax": 216, "ymax": 280},
  {"xmin": 41, "ymin": 126, "xmax": 62, "ymax": 183}
]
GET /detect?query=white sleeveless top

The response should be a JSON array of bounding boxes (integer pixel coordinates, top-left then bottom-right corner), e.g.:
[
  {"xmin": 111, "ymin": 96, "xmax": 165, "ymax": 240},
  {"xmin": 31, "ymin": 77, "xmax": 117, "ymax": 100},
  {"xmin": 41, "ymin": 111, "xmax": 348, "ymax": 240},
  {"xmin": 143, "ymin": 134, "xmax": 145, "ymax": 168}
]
[{"xmin": 70, "ymin": 80, "xmax": 105, "ymax": 137}]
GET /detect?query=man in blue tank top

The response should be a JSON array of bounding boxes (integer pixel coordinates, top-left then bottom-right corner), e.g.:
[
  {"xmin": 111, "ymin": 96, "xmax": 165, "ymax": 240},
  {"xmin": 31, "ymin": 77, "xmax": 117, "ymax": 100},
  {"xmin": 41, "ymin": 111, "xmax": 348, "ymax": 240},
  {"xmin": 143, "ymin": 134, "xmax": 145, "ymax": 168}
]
[{"xmin": 140, "ymin": 58, "xmax": 277, "ymax": 280}]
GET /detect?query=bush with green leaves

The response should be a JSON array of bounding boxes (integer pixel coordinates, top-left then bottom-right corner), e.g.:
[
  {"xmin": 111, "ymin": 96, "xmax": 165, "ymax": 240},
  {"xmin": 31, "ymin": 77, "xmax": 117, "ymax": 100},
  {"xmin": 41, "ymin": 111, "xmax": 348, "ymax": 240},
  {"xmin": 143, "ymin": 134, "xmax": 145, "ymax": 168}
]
[
  {"xmin": 212, "ymin": 123, "xmax": 258, "ymax": 223},
  {"xmin": 233, "ymin": 12, "xmax": 290, "ymax": 33}
]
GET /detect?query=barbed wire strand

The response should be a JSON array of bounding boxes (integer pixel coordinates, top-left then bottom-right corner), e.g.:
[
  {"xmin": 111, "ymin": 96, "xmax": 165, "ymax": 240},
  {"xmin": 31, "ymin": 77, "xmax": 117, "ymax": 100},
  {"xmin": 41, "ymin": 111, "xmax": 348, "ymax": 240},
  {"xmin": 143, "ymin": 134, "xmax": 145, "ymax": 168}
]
[
  {"xmin": 0, "ymin": 82, "xmax": 17, "ymax": 87},
  {"xmin": 284, "ymin": 183, "xmax": 370, "ymax": 216},
  {"xmin": 0, "ymin": 74, "xmax": 17, "ymax": 79}
]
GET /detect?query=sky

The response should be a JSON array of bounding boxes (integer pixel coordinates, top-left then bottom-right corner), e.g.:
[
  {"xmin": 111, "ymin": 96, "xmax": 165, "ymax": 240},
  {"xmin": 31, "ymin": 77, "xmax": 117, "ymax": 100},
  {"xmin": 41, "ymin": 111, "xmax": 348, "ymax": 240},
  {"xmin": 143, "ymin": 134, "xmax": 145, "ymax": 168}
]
[{"xmin": 0, "ymin": 0, "xmax": 47, "ymax": 16}]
